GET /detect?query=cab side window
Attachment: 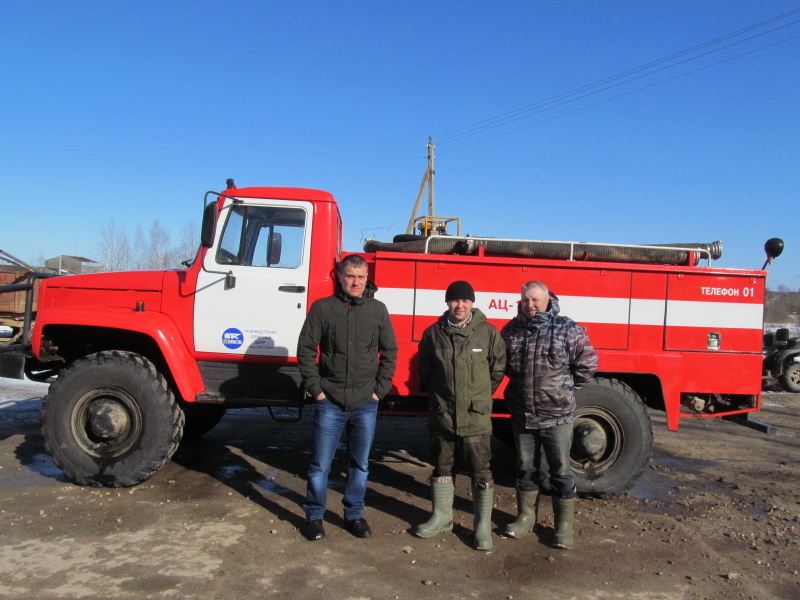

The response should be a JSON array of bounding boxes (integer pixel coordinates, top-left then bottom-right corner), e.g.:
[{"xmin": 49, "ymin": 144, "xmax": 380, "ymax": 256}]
[{"xmin": 216, "ymin": 206, "xmax": 306, "ymax": 268}]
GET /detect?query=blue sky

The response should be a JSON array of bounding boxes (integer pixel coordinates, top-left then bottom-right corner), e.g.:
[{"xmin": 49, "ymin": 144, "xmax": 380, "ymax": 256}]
[{"xmin": 2, "ymin": 1, "xmax": 798, "ymax": 288}]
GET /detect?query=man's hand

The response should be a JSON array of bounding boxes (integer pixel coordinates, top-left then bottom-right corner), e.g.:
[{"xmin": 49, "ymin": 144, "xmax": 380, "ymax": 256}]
[{"xmin": 315, "ymin": 393, "xmax": 326, "ymax": 401}]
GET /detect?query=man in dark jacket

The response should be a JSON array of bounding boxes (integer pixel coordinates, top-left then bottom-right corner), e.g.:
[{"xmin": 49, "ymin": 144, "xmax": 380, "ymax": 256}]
[
  {"xmin": 297, "ymin": 254, "xmax": 398, "ymax": 541},
  {"xmin": 501, "ymin": 280, "xmax": 598, "ymax": 549},
  {"xmin": 415, "ymin": 280, "xmax": 506, "ymax": 550}
]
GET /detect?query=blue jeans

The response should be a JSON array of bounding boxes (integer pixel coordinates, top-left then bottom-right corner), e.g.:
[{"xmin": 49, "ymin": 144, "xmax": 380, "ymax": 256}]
[
  {"xmin": 304, "ymin": 398, "xmax": 379, "ymax": 521},
  {"xmin": 513, "ymin": 421, "xmax": 576, "ymax": 498}
]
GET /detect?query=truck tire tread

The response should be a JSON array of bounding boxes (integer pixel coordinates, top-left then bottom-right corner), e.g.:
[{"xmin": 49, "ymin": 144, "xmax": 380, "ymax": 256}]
[{"xmin": 40, "ymin": 351, "xmax": 184, "ymax": 487}]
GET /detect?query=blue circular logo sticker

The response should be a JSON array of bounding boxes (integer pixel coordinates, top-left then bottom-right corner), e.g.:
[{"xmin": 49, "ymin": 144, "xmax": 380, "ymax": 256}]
[{"xmin": 222, "ymin": 328, "xmax": 244, "ymax": 349}]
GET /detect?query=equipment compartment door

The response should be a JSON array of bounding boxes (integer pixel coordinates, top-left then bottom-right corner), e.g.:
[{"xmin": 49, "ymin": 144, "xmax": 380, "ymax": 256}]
[
  {"xmin": 193, "ymin": 198, "xmax": 312, "ymax": 357},
  {"xmin": 664, "ymin": 274, "xmax": 763, "ymax": 353}
]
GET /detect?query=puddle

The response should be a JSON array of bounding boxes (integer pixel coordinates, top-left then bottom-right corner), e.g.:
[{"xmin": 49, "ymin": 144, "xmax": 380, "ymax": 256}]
[
  {"xmin": 253, "ymin": 471, "xmax": 296, "ymax": 497},
  {"xmin": 0, "ymin": 398, "xmax": 43, "ymax": 425},
  {"xmin": 629, "ymin": 457, "xmax": 737, "ymax": 515},
  {"xmin": 216, "ymin": 465, "xmax": 248, "ymax": 480},
  {"xmin": 0, "ymin": 453, "xmax": 67, "ymax": 487},
  {"xmin": 214, "ymin": 465, "xmax": 302, "ymax": 497},
  {"xmin": 27, "ymin": 452, "xmax": 66, "ymax": 480},
  {"xmin": 629, "ymin": 469, "xmax": 677, "ymax": 505}
]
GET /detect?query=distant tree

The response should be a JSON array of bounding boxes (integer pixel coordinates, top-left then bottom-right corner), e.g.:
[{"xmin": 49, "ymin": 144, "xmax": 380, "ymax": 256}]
[
  {"xmin": 176, "ymin": 220, "xmax": 200, "ymax": 266},
  {"xmin": 146, "ymin": 221, "xmax": 173, "ymax": 269},
  {"xmin": 764, "ymin": 289, "xmax": 800, "ymax": 324},
  {"xmin": 96, "ymin": 219, "xmax": 131, "ymax": 272},
  {"xmin": 131, "ymin": 224, "xmax": 147, "ymax": 270},
  {"xmin": 96, "ymin": 219, "xmax": 192, "ymax": 271}
]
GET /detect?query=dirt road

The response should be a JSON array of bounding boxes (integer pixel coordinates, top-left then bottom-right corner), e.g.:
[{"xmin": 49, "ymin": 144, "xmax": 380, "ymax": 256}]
[{"xmin": 0, "ymin": 378, "xmax": 798, "ymax": 599}]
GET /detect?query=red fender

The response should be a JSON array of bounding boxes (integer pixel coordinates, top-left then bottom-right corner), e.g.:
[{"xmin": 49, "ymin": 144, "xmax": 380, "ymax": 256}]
[{"xmin": 34, "ymin": 307, "xmax": 205, "ymax": 402}]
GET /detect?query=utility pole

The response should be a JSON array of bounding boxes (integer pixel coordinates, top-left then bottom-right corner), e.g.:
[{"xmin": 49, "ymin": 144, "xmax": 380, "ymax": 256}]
[
  {"xmin": 426, "ymin": 138, "xmax": 435, "ymax": 217},
  {"xmin": 406, "ymin": 138, "xmax": 436, "ymax": 234}
]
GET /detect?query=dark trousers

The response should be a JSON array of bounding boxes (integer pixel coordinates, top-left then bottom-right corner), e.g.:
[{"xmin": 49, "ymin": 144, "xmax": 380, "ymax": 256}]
[
  {"xmin": 513, "ymin": 421, "xmax": 576, "ymax": 498},
  {"xmin": 430, "ymin": 431, "xmax": 493, "ymax": 488}
]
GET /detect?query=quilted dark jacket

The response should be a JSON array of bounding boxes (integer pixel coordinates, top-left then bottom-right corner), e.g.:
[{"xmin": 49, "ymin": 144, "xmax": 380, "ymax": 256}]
[
  {"xmin": 297, "ymin": 280, "xmax": 398, "ymax": 410},
  {"xmin": 500, "ymin": 293, "xmax": 598, "ymax": 428}
]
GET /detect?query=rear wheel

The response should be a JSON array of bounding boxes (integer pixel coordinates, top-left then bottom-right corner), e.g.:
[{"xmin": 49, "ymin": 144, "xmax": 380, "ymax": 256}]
[
  {"xmin": 779, "ymin": 360, "xmax": 800, "ymax": 392},
  {"xmin": 40, "ymin": 351, "xmax": 184, "ymax": 487},
  {"xmin": 570, "ymin": 378, "xmax": 652, "ymax": 498},
  {"xmin": 493, "ymin": 378, "xmax": 654, "ymax": 499}
]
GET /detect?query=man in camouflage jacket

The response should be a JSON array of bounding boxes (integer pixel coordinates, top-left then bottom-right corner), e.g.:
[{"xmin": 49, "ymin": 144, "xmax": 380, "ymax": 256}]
[{"xmin": 501, "ymin": 280, "xmax": 598, "ymax": 549}]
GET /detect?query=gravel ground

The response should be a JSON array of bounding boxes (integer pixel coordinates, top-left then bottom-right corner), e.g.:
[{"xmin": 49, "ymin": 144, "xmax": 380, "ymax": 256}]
[{"xmin": 0, "ymin": 377, "xmax": 798, "ymax": 599}]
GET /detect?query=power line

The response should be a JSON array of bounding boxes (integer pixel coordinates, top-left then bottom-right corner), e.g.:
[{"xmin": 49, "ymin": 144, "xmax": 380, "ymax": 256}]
[
  {"xmin": 0, "ymin": 142, "xmax": 427, "ymax": 166},
  {"xmin": 434, "ymin": 8, "xmax": 800, "ymax": 151},
  {"xmin": 4, "ymin": 9, "xmax": 798, "ymax": 167},
  {"xmin": 438, "ymin": 32, "xmax": 800, "ymax": 156}
]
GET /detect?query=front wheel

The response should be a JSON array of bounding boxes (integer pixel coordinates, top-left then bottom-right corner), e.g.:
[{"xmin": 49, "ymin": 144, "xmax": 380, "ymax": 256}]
[
  {"xmin": 40, "ymin": 351, "xmax": 184, "ymax": 487},
  {"xmin": 779, "ymin": 360, "xmax": 800, "ymax": 392}
]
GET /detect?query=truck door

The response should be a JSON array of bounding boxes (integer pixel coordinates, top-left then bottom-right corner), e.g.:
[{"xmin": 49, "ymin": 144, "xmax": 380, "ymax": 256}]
[{"xmin": 193, "ymin": 198, "xmax": 312, "ymax": 357}]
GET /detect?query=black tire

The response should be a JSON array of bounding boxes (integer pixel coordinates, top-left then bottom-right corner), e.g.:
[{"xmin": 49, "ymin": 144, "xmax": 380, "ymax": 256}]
[
  {"xmin": 495, "ymin": 378, "xmax": 654, "ymax": 499},
  {"xmin": 779, "ymin": 360, "xmax": 800, "ymax": 393},
  {"xmin": 569, "ymin": 378, "xmax": 653, "ymax": 498},
  {"xmin": 40, "ymin": 351, "xmax": 184, "ymax": 487},
  {"xmin": 180, "ymin": 402, "xmax": 227, "ymax": 439}
]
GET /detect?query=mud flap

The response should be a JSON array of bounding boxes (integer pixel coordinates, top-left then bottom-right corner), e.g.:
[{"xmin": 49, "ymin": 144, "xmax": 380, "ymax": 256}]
[
  {"xmin": 722, "ymin": 413, "xmax": 777, "ymax": 435},
  {"xmin": 0, "ymin": 352, "xmax": 24, "ymax": 379},
  {"xmin": 268, "ymin": 404, "xmax": 305, "ymax": 423}
]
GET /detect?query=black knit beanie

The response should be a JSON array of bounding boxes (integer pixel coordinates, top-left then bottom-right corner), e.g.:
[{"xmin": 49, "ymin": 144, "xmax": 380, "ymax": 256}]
[{"xmin": 445, "ymin": 280, "xmax": 475, "ymax": 302}]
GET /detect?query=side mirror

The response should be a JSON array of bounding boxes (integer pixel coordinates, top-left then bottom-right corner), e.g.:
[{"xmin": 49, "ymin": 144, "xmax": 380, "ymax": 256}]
[
  {"xmin": 200, "ymin": 202, "xmax": 217, "ymax": 248},
  {"xmin": 269, "ymin": 232, "xmax": 282, "ymax": 266}
]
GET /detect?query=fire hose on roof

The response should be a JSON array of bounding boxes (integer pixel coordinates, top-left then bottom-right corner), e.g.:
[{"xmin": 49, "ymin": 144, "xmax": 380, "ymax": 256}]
[{"xmin": 363, "ymin": 236, "xmax": 723, "ymax": 267}]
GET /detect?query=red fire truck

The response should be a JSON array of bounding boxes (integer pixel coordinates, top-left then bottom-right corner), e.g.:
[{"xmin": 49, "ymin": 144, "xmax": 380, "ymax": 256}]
[{"xmin": 0, "ymin": 183, "xmax": 781, "ymax": 498}]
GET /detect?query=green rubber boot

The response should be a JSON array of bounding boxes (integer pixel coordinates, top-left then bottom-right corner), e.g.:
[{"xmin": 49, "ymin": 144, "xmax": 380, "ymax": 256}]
[
  {"xmin": 504, "ymin": 490, "xmax": 539, "ymax": 539},
  {"xmin": 552, "ymin": 496, "xmax": 576, "ymax": 549},
  {"xmin": 472, "ymin": 485, "xmax": 494, "ymax": 551},
  {"xmin": 415, "ymin": 478, "xmax": 454, "ymax": 538}
]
